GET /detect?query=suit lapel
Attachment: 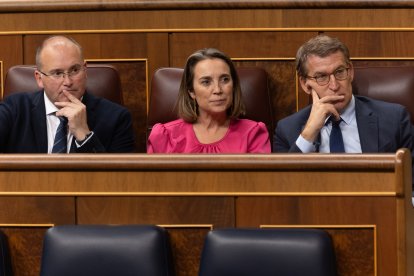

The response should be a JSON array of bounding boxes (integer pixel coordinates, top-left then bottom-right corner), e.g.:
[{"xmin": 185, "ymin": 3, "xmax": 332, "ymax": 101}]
[
  {"xmin": 82, "ymin": 92, "xmax": 97, "ymax": 132},
  {"xmin": 355, "ymin": 97, "xmax": 379, "ymax": 152},
  {"xmin": 31, "ymin": 91, "xmax": 48, "ymax": 153}
]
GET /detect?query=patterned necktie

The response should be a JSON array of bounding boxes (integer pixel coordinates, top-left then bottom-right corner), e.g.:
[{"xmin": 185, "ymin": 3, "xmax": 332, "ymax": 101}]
[
  {"xmin": 329, "ymin": 117, "xmax": 345, "ymax": 153},
  {"xmin": 52, "ymin": 116, "xmax": 68, "ymax": 154}
]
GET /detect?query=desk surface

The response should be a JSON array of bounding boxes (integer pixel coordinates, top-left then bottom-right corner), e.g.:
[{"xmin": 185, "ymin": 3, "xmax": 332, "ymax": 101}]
[{"xmin": 0, "ymin": 152, "xmax": 406, "ymax": 195}]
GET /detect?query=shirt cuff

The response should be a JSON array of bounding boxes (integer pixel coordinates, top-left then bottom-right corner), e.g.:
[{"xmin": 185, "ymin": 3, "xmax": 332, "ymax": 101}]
[
  {"xmin": 75, "ymin": 131, "xmax": 94, "ymax": 148},
  {"xmin": 295, "ymin": 134, "xmax": 316, "ymax": 153}
]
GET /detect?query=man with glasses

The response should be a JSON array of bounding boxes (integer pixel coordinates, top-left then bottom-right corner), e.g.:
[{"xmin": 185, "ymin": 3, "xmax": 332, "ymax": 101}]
[
  {"xmin": 0, "ymin": 35, "xmax": 135, "ymax": 153},
  {"xmin": 274, "ymin": 35, "xmax": 413, "ymax": 155}
]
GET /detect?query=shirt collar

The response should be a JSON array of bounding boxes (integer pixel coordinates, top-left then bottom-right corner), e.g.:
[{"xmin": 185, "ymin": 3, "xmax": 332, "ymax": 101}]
[
  {"xmin": 44, "ymin": 91, "xmax": 59, "ymax": 115},
  {"xmin": 339, "ymin": 95, "xmax": 355, "ymax": 125}
]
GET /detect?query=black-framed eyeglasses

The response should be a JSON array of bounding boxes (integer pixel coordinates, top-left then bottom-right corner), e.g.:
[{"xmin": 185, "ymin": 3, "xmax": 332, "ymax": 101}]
[
  {"xmin": 306, "ymin": 67, "xmax": 350, "ymax": 86},
  {"xmin": 38, "ymin": 65, "xmax": 85, "ymax": 80}
]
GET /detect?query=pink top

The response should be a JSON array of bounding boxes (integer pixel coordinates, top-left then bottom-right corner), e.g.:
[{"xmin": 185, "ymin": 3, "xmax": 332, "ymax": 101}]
[{"xmin": 147, "ymin": 118, "xmax": 270, "ymax": 153}]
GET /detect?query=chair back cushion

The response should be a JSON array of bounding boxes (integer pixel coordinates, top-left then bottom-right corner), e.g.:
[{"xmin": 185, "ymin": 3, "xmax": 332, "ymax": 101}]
[
  {"xmin": 199, "ymin": 228, "xmax": 337, "ymax": 276},
  {"xmin": 353, "ymin": 66, "xmax": 414, "ymax": 123},
  {"xmin": 40, "ymin": 225, "xmax": 174, "ymax": 276},
  {"xmin": 4, "ymin": 64, "xmax": 123, "ymax": 104},
  {"xmin": 0, "ymin": 230, "xmax": 12, "ymax": 276},
  {"xmin": 148, "ymin": 67, "xmax": 274, "ymax": 138}
]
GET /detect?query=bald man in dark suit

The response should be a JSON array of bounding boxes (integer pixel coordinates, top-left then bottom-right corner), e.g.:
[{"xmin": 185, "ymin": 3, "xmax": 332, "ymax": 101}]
[{"xmin": 0, "ymin": 35, "xmax": 135, "ymax": 153}]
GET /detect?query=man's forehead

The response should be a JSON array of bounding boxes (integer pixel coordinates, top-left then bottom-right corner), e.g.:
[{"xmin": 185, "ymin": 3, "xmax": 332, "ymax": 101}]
[{"xmin": 306, "ymin": 53, "xmax": 347, "ymax": 72}]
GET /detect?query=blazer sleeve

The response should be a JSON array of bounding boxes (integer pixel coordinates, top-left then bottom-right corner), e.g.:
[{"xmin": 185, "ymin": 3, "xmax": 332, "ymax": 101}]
[
  {"xmin": 74, "ymin": 107, "xmax": 135, "ymax": 153},
  {"xmin": 273, "ymin": 121, "xmax": 303, "ymax": 153}
]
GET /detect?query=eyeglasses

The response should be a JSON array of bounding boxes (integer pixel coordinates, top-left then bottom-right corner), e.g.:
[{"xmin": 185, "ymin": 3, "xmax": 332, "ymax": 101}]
[
  {"xmin": 38, "ymin": 65, "xmax": 85, "ymax": 80},
  {"xmin": 306, "ymin": 67, "xmax": 350, "ymax": 86}
]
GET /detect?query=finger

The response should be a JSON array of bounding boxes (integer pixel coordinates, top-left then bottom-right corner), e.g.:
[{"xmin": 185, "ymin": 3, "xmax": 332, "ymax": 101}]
[
  {"xmin": 62, "ymin": 90, "xmax": 82, "ymax": 104},
  {"xmin": 328, "ymin": 108, "xmax": 340, "ymax": 121},
  {"xmin": 55, "ymin": 110, "xmax": 67, "ymax": 118},
  {"xmin": 311, "ymin": 89, "xmax": 320, "ymax": 103},
  {"xmin": 319, "ymin": 94, "xmax": 344, "ymax": 104}
]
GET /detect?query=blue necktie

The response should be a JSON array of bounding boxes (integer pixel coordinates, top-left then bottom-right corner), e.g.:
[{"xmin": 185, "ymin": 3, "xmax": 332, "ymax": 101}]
[
  {"xmin": 330, "ymin": 117, "xmax": 345, "ymax": 153},
  {"xmin": 52, "ymin": 116, "xmax": 68, "ymax": 154}
]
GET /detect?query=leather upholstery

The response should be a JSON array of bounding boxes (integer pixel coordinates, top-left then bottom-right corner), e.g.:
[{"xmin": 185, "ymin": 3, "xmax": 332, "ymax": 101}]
[
  {"xmin": 148, "ymin": 67, "xmax": 274, "ymax": 139},
  {"xmin": 40, "ymin": 225, "xmax": 174, "ymax": 276},
  {"xmin": 353, "ymin": 66, "xmax": 414, "ymax": 123},
  {"xmin": 4, "ymin": 64, "xmax": 123, "ymax": 104},
  {"xmin": 198, "ymin": 228, "xmax": 337, "ymax": 276},
  {"xmin": 0, "ymin": 230, "xmax": 12, "ymax": 276}
]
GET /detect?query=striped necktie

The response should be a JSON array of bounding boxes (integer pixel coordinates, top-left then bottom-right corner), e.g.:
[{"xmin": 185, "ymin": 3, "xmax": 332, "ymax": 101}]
[{"xmin": 51, "ymin": 116, "xmax": 68, "ymax": 154}]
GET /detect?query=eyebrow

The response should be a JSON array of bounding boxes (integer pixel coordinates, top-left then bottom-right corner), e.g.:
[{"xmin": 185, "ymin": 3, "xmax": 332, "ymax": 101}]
[{"xmin": 312, "ymin": 65, "xmax": 347, "ymax": 75}]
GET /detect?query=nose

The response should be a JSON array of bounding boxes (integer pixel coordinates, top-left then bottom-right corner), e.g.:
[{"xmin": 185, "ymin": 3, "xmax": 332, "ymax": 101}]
[
  {"xmin": 212, "ymin": 80, "xmax": 223, "ymax": 94},
  {"xmin": 62, "ymin": 73, "xmax": 73, "ymax": 86},
  {"xmin": 328, "ymin": 74, "xmax": 339, "ymax": 91}
]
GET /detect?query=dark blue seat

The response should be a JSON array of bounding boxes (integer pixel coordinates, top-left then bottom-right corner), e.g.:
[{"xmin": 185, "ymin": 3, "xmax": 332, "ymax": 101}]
[
  {"xmin": 198, "ymin": 228, "xmax": 337, "ymax": 276},
  {"xmin": 0, "ymin": 230, "xmax": 12, "ymax": 276},
  {"xmin": 40, "ymin": 225, "xmax": 174, "ymax": 276}
]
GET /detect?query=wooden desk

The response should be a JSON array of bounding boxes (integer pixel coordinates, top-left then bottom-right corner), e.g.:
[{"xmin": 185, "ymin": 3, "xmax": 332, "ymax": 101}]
[{"xmin": 0, "ymin": 150, "xmax": 412, "ymax": 276}]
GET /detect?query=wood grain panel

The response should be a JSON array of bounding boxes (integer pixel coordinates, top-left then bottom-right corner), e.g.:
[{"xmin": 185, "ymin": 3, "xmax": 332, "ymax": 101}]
[
  {"xmin": 326, "ymin": 228, "xmax": 375, "ymax": 276},
  {"xmin": 234, "ymin": 60, "xmax": 297, "ymax": 123},
  {"xmin": 110, "ymin": 61, "xmax": 147, "ymax": 152},
  {"xmin": 87, "ymin": 60, "xmax": 147, "ymax": 152},
  {"xmin": 24, "ymin": 33, "xmax": 152, "ymax": 63},
  {"xmin": 282, "ymin": 9, "xmax": 414, "ymax": 28},
  {"xmin": 169, "ymin": 32, "xmax": 315, "ymax": 67},
  {"xmin": 324, "ymin": 31, "xmax": 414, "ymax": 57},
  {"xmin": 167, "ymin": 227, "xmax": 210, "ymax": 276},
  {"xmin": 5, "ymin": 0, "xmax": 414, "ymax": 13},
  {"xmin": 0, "ymin": 197, "xmax": 75, "ymax": 224},
  {"xmin": 2, "ymin": 227, "xmax": 49, "ymax": 276},
  {"xmin": 77, "ymin": 196, "xmax": 234, "ymax": 227},
  {"xmin": 0, "ymin": 35, "xmax": 23, "ymax": 98},
  {"xmin": 237, "ymin": 196, "xmax": 396, "ymax": 276},
  {"xmin": 0, "ymin": 9, "xmax": 413, "ymax": 31},
  {"xmin": 0, "ymin": 170, "xmax": 395, "ymax": 194}
]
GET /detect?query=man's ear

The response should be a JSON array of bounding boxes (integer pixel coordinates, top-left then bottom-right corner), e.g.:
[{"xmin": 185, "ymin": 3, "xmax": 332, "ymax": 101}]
[
  {"xmin": 34, "ymin": 70, "xmax": 44, "ymax": 89},
  {"xmin": 299, "ymin": 77, "xmax": 312, "ymax": 95},
  {"xmin": 83, "ymin": 61, "xmax": 87, "ymax": 79},
  {"xmin": 348, "ymin": 63, "xmax": 354, "ymax": 82}
]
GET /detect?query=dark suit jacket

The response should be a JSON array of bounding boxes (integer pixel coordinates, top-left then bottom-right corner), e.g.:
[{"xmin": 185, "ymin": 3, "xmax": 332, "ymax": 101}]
[
  {"xmin": 273, "ymin": 95, "xmax": 413, "ymax": 154},
  {"xmin": 0, "ymin": 91, "xmax": 135, "ymax": 153}
]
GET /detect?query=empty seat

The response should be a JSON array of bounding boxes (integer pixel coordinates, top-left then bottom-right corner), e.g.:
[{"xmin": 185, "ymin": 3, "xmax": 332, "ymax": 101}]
[
  {"xmin": 352, "ymin": 66, "xmax": 414, "ymax": 123},
  {"xmin": 40, "ymin": 225, "xmax": 174, "ymax": 276},
  {"xmin": 198, "ymin": 228, "xmax": 337, "ymax": 276}
]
